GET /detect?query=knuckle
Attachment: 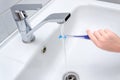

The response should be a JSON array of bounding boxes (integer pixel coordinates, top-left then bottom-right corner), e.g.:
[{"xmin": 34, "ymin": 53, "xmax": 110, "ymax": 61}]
[
  {"xmin": 96, "ymin": 43, "xmax": 103, "ymax": 48},
  {"xmin": 94, "ymin": 31, "xmax": 98, "ymax": 35}
]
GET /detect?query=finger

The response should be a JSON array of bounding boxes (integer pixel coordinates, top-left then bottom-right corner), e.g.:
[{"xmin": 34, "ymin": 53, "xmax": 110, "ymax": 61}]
[
  {"xmin": 87, "ymin": 29, "xmax": 98, "ymax": 44},
  {"xmin": 98, "ymin": 29, "xmax": 106, "ymax": 35},
  {"xmin": 104, "ymin": 29, "xmax": 120, "ymax": 40},
  {"xmin": 104, "ymin": 29, "xmax": 112, "ymax": 33},
  {"xmin": 104, "ymin": 29, "xmax": 115, "ymax": 35},
  {"xmin": 104, "ymin": 29, "xmax": 118, "ymax": 37},
  {"xmin": 94, "ymin": 31, "xmax": 103, "ymax": 40},
  {"xmin": 98, "ymin": 29, "xmax": 108, "ymax": 38}
]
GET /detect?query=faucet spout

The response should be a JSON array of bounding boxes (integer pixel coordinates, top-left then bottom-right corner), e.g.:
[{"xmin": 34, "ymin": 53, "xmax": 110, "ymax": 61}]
[
  {"xmin": 11, "ymin": 4, "xmax": 71, "ymax": 43},
  {"xmin": 27, "ymin": 13, "xmax": 71, "ymax": 37}
]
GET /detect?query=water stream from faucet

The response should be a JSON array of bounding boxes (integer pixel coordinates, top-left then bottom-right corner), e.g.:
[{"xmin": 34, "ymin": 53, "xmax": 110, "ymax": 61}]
[{"xmin": 60, "ymin": 24, "xmax": 68, "ymax": 72}]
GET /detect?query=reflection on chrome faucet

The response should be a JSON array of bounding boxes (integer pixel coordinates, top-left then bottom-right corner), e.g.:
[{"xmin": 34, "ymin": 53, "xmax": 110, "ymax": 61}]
[{"xmin": 11, "ymin": 4, "xmax": 71, "ymax": 43}]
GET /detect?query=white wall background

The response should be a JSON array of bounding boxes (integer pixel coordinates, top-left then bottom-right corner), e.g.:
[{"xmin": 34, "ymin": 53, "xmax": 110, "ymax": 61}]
[{"xmin": 0, "ymin": 0, "xmax": 50, "ymax": 43}]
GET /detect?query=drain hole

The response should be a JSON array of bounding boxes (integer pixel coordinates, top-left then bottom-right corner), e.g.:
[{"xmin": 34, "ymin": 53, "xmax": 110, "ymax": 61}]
[
  {"xmin": 41, "ymin": 46, "xmax": 47, "ymax": 54},
  {"xmin": 68, "ymin": 75, "xmax": 76, "ymax": 80},
  {"xmin": 63, "ymin": 72, "xmax": 80, "ymax": 80}
]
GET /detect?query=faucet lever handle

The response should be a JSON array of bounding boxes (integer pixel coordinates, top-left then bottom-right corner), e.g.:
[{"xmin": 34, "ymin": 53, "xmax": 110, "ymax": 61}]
[{"xmin": 11, "ymin": 4, "xmax": 42, "ymax": 21}]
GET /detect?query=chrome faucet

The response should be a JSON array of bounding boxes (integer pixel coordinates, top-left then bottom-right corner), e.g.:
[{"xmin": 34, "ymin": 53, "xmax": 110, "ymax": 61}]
[{"xmin": 11, "ymin": 4, "xmax": 71, "ymax": 43}]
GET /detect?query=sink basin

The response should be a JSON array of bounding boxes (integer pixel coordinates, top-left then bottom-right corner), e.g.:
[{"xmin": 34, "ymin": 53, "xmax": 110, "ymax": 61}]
[
  {"xmin": 15, "ymin": 28, "xmax": 66, "ymax": 80},
  {"xmin": 15, "ymin": 4, "xmax": 120, "ymax": 80},
  {"xmin": 64, "ymin": 5, "xmax": 120, "ymax": 80}
]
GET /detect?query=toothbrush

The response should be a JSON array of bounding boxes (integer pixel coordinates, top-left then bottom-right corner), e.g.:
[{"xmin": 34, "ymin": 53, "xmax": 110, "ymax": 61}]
[{"xmin": 59, "ymin": 35, "xmax": 90, "ymax": 40}]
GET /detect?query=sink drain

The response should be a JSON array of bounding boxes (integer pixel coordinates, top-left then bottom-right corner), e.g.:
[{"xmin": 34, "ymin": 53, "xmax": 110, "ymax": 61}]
[
  {"xmin": 41, "ymin": 46, "xmax": 47, "ymax": 54},
  {"xmin": 63, "ymin": 72, "xmax": 80, "ymax": 80}
]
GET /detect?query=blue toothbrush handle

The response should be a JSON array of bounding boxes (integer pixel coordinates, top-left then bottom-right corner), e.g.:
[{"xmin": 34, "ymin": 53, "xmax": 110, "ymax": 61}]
[{"xmin": 73, "ymin": 35, "xmax": 90, "ymax": 40}]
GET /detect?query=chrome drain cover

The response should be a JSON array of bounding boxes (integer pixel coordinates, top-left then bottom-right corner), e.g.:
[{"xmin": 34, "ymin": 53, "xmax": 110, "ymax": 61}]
[{"xmin": 63, "ymin": 72, "xmax": 80, "ymax": 80}]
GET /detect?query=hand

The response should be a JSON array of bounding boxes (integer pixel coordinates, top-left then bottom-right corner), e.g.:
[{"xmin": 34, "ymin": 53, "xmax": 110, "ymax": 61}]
[{"xmin": 87, "ymin": 29, "xmax": 120, "ymax": 52}]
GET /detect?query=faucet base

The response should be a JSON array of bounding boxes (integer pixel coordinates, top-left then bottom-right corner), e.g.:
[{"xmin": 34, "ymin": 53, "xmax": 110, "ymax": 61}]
[{"xmin": 22, "ymin": 35, "xmax": 35, "ymax": 43}]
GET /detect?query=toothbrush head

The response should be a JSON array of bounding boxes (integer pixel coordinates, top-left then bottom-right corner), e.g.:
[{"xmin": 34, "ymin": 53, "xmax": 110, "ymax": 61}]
[
  {"xmin": 64, "ymin": 35, "xmax": 67, "ymax": 39},
  {"xmin": 58, "ymin": 35, "xmax": 63, "ymax": 39},
  {"xmin": 58, "ymin": 35, "xmax": 67, "ymax": 39}
]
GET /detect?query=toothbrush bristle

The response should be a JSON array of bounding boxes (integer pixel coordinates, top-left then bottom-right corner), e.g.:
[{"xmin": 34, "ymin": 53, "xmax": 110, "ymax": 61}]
[
  {"xmin": 64, "ymin": 35, "xmax": 67, "ymax": 39},
  {"xmin": 58, "ymin": 35, "xmax": 67, "ymax": 39},
  {"xmin": 58, "ymin": 35, "xmax": 63, "ymax": 39}
]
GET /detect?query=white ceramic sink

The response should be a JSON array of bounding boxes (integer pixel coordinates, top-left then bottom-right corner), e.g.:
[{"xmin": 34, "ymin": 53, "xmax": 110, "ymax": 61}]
[
  {"xmin": 1, "ymin": 0, "xmax": 120, "ymax": 80},
  {"xmin": 16, "ymin": 3, "xmax": 120, "ymax": 80}
]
